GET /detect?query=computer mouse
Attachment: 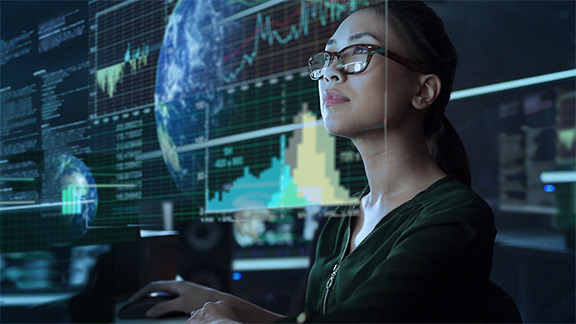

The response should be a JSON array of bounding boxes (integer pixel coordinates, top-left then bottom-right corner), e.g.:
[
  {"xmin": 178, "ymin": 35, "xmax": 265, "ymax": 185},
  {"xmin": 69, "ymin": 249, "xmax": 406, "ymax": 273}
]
[{"xmin": 117, "ymin": 292, "xmax": 188, "ymax": 319}]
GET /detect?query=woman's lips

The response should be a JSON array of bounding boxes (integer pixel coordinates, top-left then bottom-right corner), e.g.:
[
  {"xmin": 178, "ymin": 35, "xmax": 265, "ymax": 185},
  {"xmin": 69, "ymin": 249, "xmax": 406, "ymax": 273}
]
[{"xmin": 323, "ymin": 90, "xmax": 350, "ymax": 105}]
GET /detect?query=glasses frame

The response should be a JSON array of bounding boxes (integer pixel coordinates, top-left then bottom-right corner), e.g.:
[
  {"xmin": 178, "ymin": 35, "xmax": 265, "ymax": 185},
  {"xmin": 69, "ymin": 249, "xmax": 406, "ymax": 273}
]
[{"xmin": 308, "ymin": 43, "xmax": 430, "ymax": 80}]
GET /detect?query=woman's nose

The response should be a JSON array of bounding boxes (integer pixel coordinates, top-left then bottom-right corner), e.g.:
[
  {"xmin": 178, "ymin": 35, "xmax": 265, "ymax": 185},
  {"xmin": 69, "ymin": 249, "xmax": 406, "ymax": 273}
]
[{"xmin": 323, "ymin": 60, "xmax": 345, "ymax": 83}]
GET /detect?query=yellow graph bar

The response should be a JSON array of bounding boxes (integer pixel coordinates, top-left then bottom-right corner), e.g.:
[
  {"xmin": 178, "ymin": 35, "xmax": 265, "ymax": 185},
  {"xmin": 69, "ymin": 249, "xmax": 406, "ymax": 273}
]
[
  {"xmin": 96, "ymin": 62, "xmax": 125, "ymax": 98},
  {"xmin": 0, "ymin": 178, "xmax": 35, "ymax": 182},
  {"xmin": 558, "ymin": 128, "xmax": 576, "ymax": 152},
  {"xmin": 291, "ymin": 106, "xmax": 357, "ymax": 205},
  {"xmin": 0, "ymin": 201, "xmax": 36, "ymax": 205},
  {"xmin": 128, "ymin": 56, "xmax": 148, "ymax": 74},
  {"xmin": 96, "ymin": 51, "xmax": 149, "ymax": 98}
]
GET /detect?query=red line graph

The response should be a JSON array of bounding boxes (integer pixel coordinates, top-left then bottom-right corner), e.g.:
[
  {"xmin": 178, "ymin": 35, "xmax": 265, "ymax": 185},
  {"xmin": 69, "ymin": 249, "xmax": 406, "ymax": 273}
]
[{"xmin": 223, "ymin": 7, "xmax": 302, "ymax": 62}]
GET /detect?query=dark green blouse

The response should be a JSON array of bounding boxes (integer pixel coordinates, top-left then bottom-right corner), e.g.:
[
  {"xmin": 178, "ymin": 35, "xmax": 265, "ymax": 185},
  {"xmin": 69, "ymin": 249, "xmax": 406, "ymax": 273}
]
[{"xmin": 281, "ymin": 175, "xmax": 496, "ymax": 323}]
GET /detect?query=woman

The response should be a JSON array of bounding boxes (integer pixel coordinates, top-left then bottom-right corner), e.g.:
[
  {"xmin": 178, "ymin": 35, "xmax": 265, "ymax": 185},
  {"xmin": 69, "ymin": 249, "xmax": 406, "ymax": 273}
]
[{"xmin": 129, "ymin": 1, "xmax": 496, "ymax": 322}]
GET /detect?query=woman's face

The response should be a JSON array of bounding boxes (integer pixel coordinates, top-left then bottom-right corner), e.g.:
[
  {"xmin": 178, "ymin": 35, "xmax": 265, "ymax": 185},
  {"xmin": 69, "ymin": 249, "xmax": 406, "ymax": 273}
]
[{"xmin": 319, "ymin": 9, "xmax": 421, "ymax": 139}]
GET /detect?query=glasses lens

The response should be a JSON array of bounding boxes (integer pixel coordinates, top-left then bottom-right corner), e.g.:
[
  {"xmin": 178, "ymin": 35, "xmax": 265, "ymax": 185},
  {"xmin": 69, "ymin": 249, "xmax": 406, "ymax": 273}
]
[
  {"xmin": 340, "ymin": 46, "xmax": 368, "ymax": 73},
  {"xmin": 308, "ymin": 52, "xmax": 329, "ymax": 80}
]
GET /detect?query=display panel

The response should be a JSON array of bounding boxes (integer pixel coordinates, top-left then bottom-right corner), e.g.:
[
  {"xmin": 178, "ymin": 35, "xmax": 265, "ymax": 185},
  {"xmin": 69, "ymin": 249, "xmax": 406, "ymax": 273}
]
[
  {"xmin": 0, "ymin": 1, "xmax": 574, "ymax": 321},
  {"xmin": 1, "ymin": 0, "xmax": 574, "ymax": 259},
  {"xmin": 0, "ymin": 0, "xmax": 370, "ymax": 294}
]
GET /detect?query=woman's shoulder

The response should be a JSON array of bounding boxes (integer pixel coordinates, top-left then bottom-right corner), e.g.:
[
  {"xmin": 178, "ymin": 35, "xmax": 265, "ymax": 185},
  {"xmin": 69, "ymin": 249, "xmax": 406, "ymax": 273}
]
[{"xmin": 413, "ymin": 175, "xmax": 494, "ymax": 226}]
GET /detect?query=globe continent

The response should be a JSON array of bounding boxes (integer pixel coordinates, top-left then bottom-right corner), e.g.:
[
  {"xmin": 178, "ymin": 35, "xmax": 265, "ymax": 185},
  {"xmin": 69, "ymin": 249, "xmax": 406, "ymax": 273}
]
[{"xmin": 155, "ymin": 0, "xmax": 239, "ymax": 194}]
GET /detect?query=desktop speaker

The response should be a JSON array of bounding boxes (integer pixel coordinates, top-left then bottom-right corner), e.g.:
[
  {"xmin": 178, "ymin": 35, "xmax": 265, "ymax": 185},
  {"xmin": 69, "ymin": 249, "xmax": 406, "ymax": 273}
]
[{"xmin": 178, "ymin": 220, "xmax": 232, "ymax": 292}]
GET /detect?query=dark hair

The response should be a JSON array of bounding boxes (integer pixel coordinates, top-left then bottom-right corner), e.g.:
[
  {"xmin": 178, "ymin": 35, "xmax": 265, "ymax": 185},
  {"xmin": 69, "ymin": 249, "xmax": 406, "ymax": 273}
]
[{"xmin": 358, "ymin": 0, "xmax": 471, "ymax": 186}]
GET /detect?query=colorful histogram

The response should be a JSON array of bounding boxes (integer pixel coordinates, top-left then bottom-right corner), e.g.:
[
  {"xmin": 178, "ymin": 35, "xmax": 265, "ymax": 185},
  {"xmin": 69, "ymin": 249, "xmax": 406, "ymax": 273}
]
[{"xmin": 206, "ymin": 107, "xmax": 356, "ymax": 213}]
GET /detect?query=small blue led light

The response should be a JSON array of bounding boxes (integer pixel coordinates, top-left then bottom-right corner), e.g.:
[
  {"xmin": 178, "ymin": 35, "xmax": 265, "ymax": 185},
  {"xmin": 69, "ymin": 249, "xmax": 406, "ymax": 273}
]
[
  {"xmin": 232, "ymin": 272, "xmax": 242, "ymax": 281},
  {"xmin": 543, "ymin": 184, "xmax": 556, "ymax": 193}
]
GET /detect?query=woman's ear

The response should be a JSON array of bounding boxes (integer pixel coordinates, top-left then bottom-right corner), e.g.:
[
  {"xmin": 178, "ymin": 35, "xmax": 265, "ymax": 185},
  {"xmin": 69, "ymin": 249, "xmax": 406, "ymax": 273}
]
[{"xmin": 412, "ymin": 74, "xmax": 441, "ymax": 110}]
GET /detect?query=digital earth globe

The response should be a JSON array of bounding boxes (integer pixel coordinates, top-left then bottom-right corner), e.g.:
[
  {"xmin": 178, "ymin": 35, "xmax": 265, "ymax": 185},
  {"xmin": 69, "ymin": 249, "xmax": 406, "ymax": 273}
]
[
  {"xmin": 155, "ymin": 0, "xmax": 239, "ymax": 194},
  {"xmin": 29, "ymin": 154, "xmax": 98, "ymax": 246}
]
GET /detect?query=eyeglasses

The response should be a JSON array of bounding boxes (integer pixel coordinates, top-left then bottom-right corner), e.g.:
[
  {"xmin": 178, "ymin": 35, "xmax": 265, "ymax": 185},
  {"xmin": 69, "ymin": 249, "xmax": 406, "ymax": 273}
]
[{"xmin": 308, "ymin": 44, "xmax": 429, "ymax": 80}]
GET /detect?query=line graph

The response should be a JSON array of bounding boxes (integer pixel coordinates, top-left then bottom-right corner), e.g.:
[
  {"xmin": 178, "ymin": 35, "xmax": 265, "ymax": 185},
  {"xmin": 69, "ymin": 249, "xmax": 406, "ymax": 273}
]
[{"xmin": 222, "ymin": 0, "xmax": 367, "ymax": 83}]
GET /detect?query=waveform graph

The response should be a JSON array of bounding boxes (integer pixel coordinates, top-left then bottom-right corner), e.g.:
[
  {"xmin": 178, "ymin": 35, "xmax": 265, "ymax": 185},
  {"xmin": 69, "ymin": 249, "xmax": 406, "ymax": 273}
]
[
  {"xmin": 96, "ymin": 41, "xmax": 150, "ymax": 99},
  {"xmin": 206, "ymin": 104, "xmax": 358, "ymax": 214},
  {"xmin": 220, "ymin": 0, "xmax": 367, "ymax": 84},
  {"xmin": 89, "ymin": 0, "xmax": 166, "ymax": 117}
]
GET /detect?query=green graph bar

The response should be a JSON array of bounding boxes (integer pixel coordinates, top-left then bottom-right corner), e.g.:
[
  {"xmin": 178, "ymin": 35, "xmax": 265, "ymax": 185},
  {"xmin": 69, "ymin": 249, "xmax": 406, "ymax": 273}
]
[
  {"xmin": 67, "ymin": 187, "xmax": 72, "ymax": 215},
  {"xmin": 76, "ymin": 188, "xmax": 81, "ymax": 214},
  {"xmin": 62, "ymin": 186, "xmax": 77, "ymax": 215},
  {"xmin": 61, "ymin": 188, "xmax": 67, "ymax": 214}
]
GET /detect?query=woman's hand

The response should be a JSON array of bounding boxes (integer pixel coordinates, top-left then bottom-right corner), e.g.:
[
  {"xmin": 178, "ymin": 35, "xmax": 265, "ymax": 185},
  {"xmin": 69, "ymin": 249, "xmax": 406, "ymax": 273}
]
[
  {"xmin": 127, "ymin": 280, "xmax": 219, "ymax": 318},
  {"xmin": 187, "ymin": 300, "xmax": 241, "ymax": 324},
  {"xmin": 128, "ymin": 279, "xmax": 285, "ymax": 322}
]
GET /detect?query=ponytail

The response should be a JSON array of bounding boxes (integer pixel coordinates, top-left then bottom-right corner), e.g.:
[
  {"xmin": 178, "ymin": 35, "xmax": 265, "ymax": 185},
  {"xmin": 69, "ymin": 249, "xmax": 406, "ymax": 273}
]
[
  {"xmin": 427, "ymin": 116, "xmax": 471, "ymax": 187},
  {"xmin": 363, "ymin": 0, "xmax": 471, "ymax": 186}
]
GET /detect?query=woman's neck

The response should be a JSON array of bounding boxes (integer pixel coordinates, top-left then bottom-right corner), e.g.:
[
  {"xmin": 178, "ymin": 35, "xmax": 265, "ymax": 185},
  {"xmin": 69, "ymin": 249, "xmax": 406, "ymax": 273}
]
[
  {"xmin": 345, "ymin": 128, "xmax": 445, "ymax": 252},
  {"xmin": 352, "ymin": 128, "xmax": 446, "ymax": 217}
]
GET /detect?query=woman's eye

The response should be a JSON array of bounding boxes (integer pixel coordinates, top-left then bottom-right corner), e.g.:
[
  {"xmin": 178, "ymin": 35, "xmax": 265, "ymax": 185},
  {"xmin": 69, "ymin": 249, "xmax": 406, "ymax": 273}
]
[{"xmin": 353, "ymin": 46, "xmax": 368, "ymax": 54}]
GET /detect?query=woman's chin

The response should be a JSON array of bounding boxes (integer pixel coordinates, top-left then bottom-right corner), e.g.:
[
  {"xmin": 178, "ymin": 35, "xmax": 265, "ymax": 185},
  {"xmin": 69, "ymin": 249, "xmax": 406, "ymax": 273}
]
[{"xmin": 322, "ymin": 120, "xmax": 354, "ymax": 139}]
